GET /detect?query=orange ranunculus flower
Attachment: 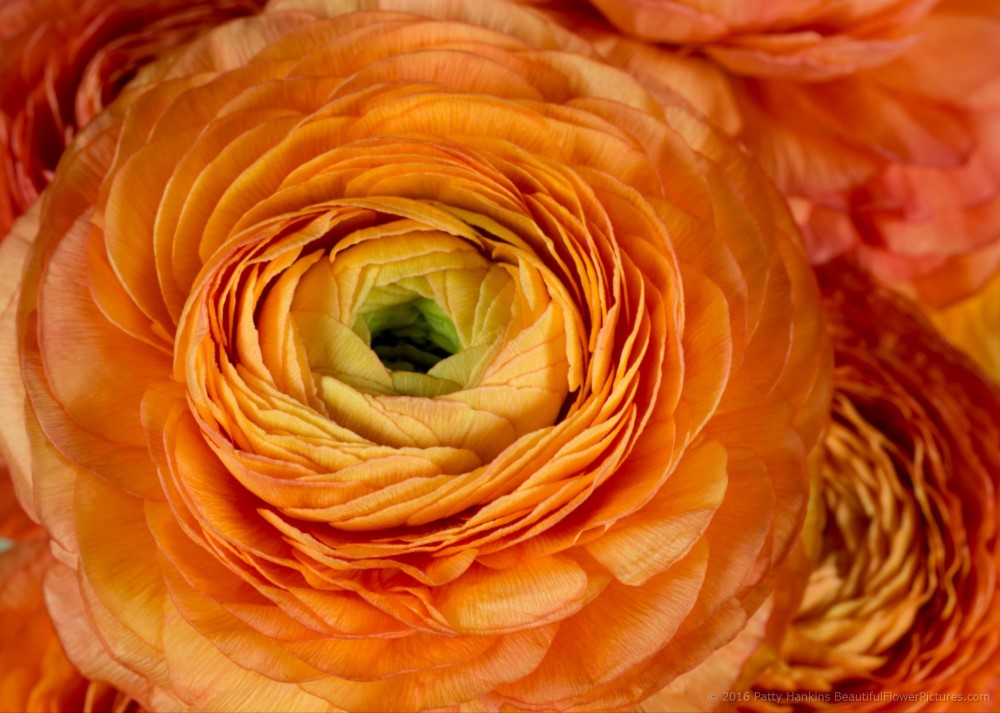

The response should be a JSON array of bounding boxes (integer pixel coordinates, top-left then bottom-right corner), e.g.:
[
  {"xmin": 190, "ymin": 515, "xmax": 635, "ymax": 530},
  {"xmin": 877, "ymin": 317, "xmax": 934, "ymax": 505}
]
[
  {"xmin": 0, "ymin": 0, "xmax": 266, "ymax": 237},
  {"xmin": 750, "ymin": 263, "xmax": 1000, "ymax": 711},
  {"xmin": 0, "ymin": 538, "xmax": 140, "ymax": 713},
  {"xmin": 0, "ymin": 0, "xmax": 832, "ymax": 709},
  {"xmin": 564, "ymin": 0, "xmax": 1000, "ymax": 307}
]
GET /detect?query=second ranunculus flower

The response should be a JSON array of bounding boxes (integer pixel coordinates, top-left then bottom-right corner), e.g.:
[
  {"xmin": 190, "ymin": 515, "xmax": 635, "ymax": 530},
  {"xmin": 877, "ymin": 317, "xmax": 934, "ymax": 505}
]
[
  {"xmin": 0, "ymin": 0, "xmax": 266, "ymax": 236},
  {"xmin": 751, "ymin": 264, "xmax": 1000, "ymax": 710},
  {"xmin": 566, "ymin": 0, "xmax": 1000, "ymax": 307},
  {"xmin": 0, "ymin": 0, "xmax": 831, "ymax": 710}
]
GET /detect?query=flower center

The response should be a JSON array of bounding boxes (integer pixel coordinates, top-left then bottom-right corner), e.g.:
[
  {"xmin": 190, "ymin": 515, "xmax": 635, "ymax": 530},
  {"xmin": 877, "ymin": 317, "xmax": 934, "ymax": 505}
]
[
  {"xmin": 358, "ymin": 296, "xmax": 461, "ymax": 374},
  {"xmin": 209, "ymin": 205, "xmax": 582, "ymax": 463}
]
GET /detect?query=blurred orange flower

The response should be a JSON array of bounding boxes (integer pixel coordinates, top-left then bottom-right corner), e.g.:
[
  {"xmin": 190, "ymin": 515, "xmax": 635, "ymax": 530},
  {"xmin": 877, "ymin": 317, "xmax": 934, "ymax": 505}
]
[
  {"xmin": 751, "ymin": 263, "xmax": 1000, "ymax": 710},
  {"xmin": 0, "ymin": 0, "xmax": 831, "ymax": 710},
  {"xmin": 568, "ymin": 0, "xmax": 1000, "ymax": 307},
  {"xmin": 0, "ymin": 0, "xmax": 265, "ymax": 236},
  {"xmin": 581, "ymin": 0, "xmax": 937, "ymax": 69},
  {"xmin": 0, "ymin": 538, "xmax": 139, "ymax": 713}
]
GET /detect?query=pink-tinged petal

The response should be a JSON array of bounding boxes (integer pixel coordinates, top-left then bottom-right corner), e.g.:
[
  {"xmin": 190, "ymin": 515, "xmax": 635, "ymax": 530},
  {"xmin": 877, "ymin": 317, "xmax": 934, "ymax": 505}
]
[{"xmin": 573, "ymin": 0, "xmax": 1000, "ymax": 306}]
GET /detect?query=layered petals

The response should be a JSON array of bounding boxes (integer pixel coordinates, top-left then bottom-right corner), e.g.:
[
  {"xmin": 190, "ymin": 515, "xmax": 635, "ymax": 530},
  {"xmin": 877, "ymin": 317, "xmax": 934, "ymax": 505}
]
[
  {"xmin": 0, "ymin": 1, "xmax": 831, "ymax": 710},
  {"xmin": 0, "ymin": 0, "xmax": 266, "ymax": 236},
  {"xmin": 0, "ymin": 538, "xmax": 141, "ymax": 713},
  {"xmin": 579, "ymin": 0, "xmax": 935, "ymax": 74},
  {"xmin": 752, "ymin": 264, "xmax": 1000, "ymax": 710},
  {"xmin": 568, "ymin": 0, "xmax": 1000, "ymax": 306}
]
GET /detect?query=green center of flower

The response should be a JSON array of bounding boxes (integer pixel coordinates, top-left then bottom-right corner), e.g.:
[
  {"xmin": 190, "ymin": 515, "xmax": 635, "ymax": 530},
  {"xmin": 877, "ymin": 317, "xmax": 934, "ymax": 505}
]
[{"xmin": 360, "ymin": 297, "xmax": 461, "ymax": 374}]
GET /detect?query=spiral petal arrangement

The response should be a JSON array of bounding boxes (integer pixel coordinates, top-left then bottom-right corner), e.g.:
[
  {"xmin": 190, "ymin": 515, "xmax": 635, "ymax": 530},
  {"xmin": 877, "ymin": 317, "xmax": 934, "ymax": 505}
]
[{"xmin": 0, "ymin": 1, "xmax": 832, "ymax": 710}]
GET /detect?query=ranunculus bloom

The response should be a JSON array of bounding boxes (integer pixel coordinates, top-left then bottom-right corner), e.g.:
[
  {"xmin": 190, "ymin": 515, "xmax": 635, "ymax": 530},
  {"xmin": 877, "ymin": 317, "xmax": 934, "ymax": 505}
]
[
  {"xmin": 751, "ymin": 263, "xmax": 1000, "ymax": 710},
  {"xmin": 0, "ymin": 0, "xmax": 265, "ymax": 236},
  {"xmin": 0, "ymin": 538, "xmax": 139, "ymax": 712},
  {"xmin": 0, "ymin": 0, "xmax": 831, "ymax": 709},
  {"xmin": 566, "ymin": 0, "xmax": 1000, "ymax": 307}
]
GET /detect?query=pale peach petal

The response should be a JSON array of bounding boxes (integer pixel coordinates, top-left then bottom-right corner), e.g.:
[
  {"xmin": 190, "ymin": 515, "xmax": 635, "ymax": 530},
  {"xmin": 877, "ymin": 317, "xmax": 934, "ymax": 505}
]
[{"xmin": 0, "ymin": 209, "xmax": 37, "ymax": 533}]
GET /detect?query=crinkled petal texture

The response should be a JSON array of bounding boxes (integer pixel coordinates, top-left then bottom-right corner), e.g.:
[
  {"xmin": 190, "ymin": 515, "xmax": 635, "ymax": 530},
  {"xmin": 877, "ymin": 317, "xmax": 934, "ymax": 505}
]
[
  {"xmin": 0, "ymin": 0, "xmax": 265, "ymax": 236},
  {"xmin": 753, "ymin": 263, "xmax": 1000, "ymax": 711},
  {"xmin": 571, "ymin": 0, "xmax": 1000, "ymax": 307},
  {"xmin": 0, "ymin": 538, "xmax": 141, "ymax": 713},
  {"xmin": 3, "ymin": 1, "xmax": 831, "ymax": 710}
]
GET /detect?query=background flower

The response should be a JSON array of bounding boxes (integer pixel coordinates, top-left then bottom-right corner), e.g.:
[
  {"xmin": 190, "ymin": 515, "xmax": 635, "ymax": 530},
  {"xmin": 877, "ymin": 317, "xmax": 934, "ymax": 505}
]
[
  {"xmin": 0, "ymin": 537, "xmax": 140, "ymax": 713},
  {"xmin": 751, "ymin": 263, "xmax": 1000, "ymax": 710},
  {"xmin": 573, "ymin": 0, "xmax": 937, "ymax": 71},
  {"xmin": 561, "ymin": 0, "xmax": 1000, "ymax": 307},
  {"xmin": 0, "ymin": 0, "xmax": 831, "ymax": 710},
  {"xmin": 0, "ymin": 0, "xmax": 266, "ymax": 236}
]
